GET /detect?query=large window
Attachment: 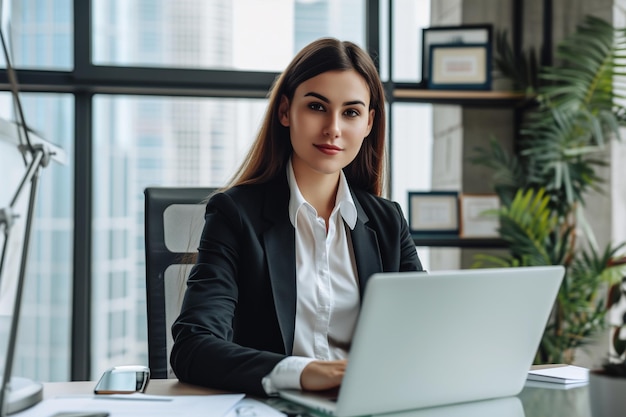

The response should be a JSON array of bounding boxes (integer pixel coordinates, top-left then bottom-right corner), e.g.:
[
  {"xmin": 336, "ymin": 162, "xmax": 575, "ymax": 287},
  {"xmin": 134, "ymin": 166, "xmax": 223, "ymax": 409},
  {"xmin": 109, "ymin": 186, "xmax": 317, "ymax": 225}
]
[
  {"xmin": 88, "ymin": 0, "xmax": 369, "ymax": 376},
  {"xmin": 92, "ymin": 0, "xmax": 365, "ymax": 72},
  {"xmin": 0, "ymin": 92, "xmax": 74, "ymax": 382},
  {"xmin": 0, "ymin": 0, "xmax": 73, "ymax": 70},
  {"xmin": 91, "ymin": 96, "xmax": 265, "ymax": 372},
  {"xmin": 1, "ymin": 0, "xmax": 436, "ymax": 381}
]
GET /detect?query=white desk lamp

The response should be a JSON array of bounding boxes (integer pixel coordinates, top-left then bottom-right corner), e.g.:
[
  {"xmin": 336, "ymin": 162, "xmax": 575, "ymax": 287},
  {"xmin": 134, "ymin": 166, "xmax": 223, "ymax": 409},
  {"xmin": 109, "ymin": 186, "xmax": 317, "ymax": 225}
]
[{"xmin": 0, "ymin": 4, "xmax": 67, "ymax": 415}]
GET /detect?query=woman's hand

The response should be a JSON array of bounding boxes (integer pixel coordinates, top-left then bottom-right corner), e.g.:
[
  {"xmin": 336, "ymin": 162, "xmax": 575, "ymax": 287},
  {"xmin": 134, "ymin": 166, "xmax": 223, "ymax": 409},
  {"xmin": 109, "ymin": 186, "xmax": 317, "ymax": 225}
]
[{"xmin": 300, "ymin": 360, "xmax": 347, "ymax": 391}]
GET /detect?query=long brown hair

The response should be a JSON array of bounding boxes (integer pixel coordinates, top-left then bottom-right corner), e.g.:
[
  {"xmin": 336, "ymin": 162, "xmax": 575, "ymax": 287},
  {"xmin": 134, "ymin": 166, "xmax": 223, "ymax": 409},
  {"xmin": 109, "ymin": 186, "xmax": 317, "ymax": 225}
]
[{"xmin": 226, "ymin": 38, "xmax": 386, "ymax": 196}]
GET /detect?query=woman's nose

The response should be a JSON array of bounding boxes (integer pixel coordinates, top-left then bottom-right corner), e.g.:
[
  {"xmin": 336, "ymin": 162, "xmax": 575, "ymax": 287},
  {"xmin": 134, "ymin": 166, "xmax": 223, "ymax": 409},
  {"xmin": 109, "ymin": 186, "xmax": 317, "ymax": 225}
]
[{"xmin": 323, "ymin": 113, "xmax": 341, "ymax": 138}]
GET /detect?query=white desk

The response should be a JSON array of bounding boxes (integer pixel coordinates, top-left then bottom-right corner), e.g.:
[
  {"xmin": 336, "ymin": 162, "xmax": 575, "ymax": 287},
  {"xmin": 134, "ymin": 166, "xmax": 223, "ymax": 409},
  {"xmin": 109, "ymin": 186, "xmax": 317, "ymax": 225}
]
[{"xmin": 32, "ymin": 379, "xmax": 592, "ymax": 417}]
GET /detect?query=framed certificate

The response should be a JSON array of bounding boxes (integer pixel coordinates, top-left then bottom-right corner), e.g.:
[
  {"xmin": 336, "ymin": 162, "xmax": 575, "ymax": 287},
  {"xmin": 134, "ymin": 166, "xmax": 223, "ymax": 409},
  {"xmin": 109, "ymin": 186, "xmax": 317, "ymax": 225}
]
[
  {"xmin": 428, "ymin": 44, "xmax": 491, "ymax": 90},
  {"xmin": 459, "ymin": 194, "xmax": 500, "ymax": 237},
  {"xmin": 408, "ymin": 191, "xmax": 459, "ymax": 234},
  {"xmin": 420, "ymin": 24, "xmax": 492, "ymax": 87}
]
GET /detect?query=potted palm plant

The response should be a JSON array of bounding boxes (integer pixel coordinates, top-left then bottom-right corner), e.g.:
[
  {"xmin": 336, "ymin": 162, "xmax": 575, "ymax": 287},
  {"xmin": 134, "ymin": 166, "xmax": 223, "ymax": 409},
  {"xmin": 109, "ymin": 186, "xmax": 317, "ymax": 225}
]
[{"xmin": 471, "ymin": 15, "xmax": 626, "ymax": 365}]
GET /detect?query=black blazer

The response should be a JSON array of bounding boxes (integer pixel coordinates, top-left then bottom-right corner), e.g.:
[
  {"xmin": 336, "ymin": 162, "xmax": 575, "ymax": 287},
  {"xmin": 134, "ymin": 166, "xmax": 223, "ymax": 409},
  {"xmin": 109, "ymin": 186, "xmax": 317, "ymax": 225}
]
[{"xmin": 170, "ymin": 174, "xmax": 423, "ymax": 396}]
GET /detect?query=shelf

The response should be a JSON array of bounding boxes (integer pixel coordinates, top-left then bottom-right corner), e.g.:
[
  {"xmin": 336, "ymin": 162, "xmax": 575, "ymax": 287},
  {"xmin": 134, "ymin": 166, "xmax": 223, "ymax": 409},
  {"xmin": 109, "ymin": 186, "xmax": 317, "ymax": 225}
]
[
  {"xmin": 393, "ymin": 89, "xmax": 528, "ymax": 106},
  {"xmin": 412, "ymin": 233, "xmax": 507, "ymax": 248}
]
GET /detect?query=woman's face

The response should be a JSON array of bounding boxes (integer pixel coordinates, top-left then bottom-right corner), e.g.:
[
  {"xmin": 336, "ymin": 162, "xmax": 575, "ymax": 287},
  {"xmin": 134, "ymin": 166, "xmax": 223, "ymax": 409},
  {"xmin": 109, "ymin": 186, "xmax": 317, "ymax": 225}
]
[{"xmin": 279, "ymin": 69, "xmax": 374, "ymax": 181}]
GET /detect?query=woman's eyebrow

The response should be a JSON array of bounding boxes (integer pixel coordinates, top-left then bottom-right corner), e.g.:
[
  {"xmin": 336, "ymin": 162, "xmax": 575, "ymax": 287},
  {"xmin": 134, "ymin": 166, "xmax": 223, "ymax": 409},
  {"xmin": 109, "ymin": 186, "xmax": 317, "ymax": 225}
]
[{"xmin": 304, "ymin": 91, "xmax": 366, "ymax": 107}]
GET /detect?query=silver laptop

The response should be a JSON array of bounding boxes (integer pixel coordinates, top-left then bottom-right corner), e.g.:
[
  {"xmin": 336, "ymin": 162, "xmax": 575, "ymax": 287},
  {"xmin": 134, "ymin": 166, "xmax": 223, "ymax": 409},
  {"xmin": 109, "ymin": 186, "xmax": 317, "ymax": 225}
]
[{"xmin": 279, "ymin": 266, "xmax": 565, "ymax": 417}]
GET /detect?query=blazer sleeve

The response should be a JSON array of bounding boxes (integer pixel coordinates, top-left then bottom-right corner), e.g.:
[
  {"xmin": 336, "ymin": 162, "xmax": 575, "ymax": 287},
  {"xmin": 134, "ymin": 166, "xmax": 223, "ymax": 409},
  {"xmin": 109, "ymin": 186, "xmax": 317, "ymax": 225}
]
[{"xmin": 170, "ymin": 192, "xmax": 286, "ymax": 396}]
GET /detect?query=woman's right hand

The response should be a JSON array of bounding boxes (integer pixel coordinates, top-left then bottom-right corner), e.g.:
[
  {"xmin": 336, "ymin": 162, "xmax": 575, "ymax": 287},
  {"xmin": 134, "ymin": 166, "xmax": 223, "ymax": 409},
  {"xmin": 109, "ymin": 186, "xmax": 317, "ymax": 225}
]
[{"xmin": 300, "ymin": 359, "xmax": 347, "ymax": 391}]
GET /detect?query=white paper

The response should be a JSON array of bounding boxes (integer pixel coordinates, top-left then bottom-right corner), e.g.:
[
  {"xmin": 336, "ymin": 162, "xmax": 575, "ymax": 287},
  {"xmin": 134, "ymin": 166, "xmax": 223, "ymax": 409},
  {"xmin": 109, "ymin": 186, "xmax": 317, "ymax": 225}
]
[
  {"xmin": 224, "ymin": 397, "xmax": 287, "ymax": 417},
  {"xmin": 524, "ymin": 380, "xmax": 588, "ymax": 390},
  {"xmin": 527, "ymin": 365, "xmax": 589, "ymax": 384},
  {"xmin": 14, "ymin": 393, "xmax": 245, "ymax": 417}
]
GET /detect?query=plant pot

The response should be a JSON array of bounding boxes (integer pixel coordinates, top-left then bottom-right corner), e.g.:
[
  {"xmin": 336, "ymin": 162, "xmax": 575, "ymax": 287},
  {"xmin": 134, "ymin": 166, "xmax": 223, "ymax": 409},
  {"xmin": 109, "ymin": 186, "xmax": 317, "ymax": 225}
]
[{"xmin": 588, "ymin": 369, "xmax": 626, "ymax": 417}]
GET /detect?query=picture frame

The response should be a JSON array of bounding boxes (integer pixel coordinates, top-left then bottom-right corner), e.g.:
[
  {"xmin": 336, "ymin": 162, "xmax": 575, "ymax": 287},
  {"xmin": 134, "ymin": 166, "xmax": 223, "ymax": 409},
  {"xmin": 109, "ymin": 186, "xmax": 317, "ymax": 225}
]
[
  {"xmin": 408, "ymin": 191, "xmax": 459, "ymax": 234},
  {"xmin": 459, "ymin": 194, "xmax": 500, "ymax": 238},
  {"xmin": 420, "ymin": 24, "xmax": 492, "ymax": 87},
  {"xmin": 428, "ymin": 43, "xmax": 491, "ymax": 90}
]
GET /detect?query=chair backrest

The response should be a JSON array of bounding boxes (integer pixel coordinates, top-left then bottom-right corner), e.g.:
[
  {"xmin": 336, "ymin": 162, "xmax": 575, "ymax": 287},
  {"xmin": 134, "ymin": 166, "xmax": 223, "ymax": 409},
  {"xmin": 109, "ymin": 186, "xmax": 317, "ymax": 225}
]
[{"xmin": 143, "ymin": 187, "xmax": 215, "ymax": 379}]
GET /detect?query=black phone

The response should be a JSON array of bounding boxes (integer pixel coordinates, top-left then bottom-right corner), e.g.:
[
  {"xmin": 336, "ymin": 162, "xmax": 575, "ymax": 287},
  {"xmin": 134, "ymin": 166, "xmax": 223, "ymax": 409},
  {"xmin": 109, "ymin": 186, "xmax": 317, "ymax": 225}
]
[{"xmin": 93, "ymin": 365, "xmax": 150, "ymax": 394}]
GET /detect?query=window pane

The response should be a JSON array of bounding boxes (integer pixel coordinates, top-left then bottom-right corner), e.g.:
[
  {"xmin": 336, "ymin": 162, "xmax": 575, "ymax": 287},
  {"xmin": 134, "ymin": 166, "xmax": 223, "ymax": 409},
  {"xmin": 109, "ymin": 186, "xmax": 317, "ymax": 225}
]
[
  {"xmin": 91, "ymin": 95, "xmax": 265, "ymax": 375},
  {"xmin": 392, "ymin": 0, "xmax": 430, "ymax": 82},
  {"xmin": 0, "ymin": 93, "xmax": 74, "ymax": 382},
  {"xmin": 391, "ymin": 102, "xmax": 433, "ymax": 207},
  {"xmin": 391, "ymin": 102, "xmax": 432, "ymax": 270},
  {"xmin": 0, "ymin": 0, "xmax": 73, "ymax": 70},
  {"xmin": 92, "ymin": 0, "xmax": 366, "ymax": 71}
]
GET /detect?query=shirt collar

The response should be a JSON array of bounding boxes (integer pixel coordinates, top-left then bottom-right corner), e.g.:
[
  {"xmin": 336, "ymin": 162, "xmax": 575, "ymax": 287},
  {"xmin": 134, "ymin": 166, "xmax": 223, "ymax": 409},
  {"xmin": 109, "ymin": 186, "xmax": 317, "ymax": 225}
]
[{"xmin": 287, "ymin": 159, "xmax": 358, "ymax": 229}]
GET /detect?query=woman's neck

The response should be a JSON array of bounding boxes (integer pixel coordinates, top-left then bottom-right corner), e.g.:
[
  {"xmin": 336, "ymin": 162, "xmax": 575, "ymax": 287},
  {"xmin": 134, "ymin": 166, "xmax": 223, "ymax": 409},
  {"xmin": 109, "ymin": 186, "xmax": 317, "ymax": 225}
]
[{"xmin": 295, "ymin": 170, "xmax": 340, "ymax": 222}]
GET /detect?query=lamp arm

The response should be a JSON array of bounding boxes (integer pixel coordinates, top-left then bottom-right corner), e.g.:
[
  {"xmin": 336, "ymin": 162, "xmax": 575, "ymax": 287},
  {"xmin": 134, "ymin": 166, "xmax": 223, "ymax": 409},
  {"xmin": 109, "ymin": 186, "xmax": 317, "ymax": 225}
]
[
  {"xmin": 0, "ymin": 144, "xmax": 45, "ymax": 286},
  {"xmin": 10, "ymin": 145, "xmax": 47, "ymax": 208},
  {"xmin": 0, "ymin": 145, "xmax": 44, "ymax": 417},
  {"xmin": 0, "ymin": 216, "xmax": 12, "ymax": 290}
]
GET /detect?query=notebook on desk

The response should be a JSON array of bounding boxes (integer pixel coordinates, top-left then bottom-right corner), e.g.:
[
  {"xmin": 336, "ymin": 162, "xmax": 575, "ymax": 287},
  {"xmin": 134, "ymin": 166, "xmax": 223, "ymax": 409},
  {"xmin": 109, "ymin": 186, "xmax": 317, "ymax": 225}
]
[{"xmin": 278, "ymin": 266, "xmax": 565, "ymax": 417}]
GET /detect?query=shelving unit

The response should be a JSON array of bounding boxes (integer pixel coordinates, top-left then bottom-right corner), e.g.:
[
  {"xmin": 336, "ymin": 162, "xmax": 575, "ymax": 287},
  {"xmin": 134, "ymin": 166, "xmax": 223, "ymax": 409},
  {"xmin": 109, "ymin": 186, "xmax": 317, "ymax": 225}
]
[
  {"xmin": 395, "ymin": 88, "xmax": 524, "ymax": 249},
  {"xmin": 411, "ymin": 234, "xmax": 507, "ymax": 248},
  {"xmin": 384, "ymin": 2, "xmax": 527, "ymax": 252},
  {"xmin": 393, "ymin": 89, "xmax": 528, "ymax": 106}
]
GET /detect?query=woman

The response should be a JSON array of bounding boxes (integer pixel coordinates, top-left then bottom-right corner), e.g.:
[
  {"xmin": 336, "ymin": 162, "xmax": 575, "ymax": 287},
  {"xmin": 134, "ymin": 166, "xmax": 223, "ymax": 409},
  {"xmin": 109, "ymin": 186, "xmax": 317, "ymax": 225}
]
[{"xmin": 170, "ymin": 38, "xmax": 423, "ymax": 396}]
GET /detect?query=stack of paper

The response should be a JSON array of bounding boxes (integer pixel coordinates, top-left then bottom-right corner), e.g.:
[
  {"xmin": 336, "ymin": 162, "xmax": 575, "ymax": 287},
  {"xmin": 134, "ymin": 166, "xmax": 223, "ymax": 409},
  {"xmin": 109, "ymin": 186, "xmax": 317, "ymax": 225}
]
[{"xmin": 527, "ymin": 365, "xmax": 589, "ymax": 385}]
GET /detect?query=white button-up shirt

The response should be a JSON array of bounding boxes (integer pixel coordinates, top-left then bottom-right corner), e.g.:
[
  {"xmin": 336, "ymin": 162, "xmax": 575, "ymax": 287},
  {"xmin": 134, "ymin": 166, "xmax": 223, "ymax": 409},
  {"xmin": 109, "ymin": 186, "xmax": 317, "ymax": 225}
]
[{"xmin": 262, "ymin": 161, "xmax": 360, "ymax": 394}]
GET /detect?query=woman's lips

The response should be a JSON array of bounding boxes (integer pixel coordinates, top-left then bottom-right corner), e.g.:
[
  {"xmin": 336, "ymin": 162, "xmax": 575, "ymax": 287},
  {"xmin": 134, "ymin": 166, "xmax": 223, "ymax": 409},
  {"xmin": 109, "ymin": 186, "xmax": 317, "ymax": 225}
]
[{"xmin": 314, "ymin": 144, "xmax": 342, "ymax": 155}]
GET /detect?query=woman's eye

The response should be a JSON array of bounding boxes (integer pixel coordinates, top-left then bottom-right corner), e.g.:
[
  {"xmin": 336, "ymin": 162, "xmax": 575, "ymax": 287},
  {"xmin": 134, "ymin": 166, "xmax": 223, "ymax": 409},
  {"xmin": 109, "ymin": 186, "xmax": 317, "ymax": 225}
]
[
  {"xmin": 344, "ymin": 109, "xmax": 360, "ymax": 118},
  {"xmin": 308, "ymin": 103, "xmax": 325, "ymax": 111}
]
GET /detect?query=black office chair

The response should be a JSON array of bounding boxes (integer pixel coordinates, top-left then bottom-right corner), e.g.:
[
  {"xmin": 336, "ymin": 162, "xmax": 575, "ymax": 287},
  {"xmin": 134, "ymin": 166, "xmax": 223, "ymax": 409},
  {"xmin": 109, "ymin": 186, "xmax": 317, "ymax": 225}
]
[{"xmin": 143, "ymin": 187, "xmax": 215, "ymax": 379}]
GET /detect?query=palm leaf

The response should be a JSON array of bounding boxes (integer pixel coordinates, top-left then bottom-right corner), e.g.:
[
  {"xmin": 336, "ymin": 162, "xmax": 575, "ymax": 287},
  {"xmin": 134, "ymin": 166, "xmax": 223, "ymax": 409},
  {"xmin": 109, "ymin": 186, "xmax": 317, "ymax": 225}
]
[{"xmin": 493, "ymin": 30, "xmax": 539, "ymax": 93}]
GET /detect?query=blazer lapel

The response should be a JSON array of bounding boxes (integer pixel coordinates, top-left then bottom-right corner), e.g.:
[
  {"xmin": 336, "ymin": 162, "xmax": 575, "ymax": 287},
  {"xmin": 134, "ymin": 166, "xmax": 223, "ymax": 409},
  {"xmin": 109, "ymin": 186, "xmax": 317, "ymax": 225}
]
[
  {"xmin": 350, "ymin": 194, "xmax": 383, "ymax": 300},
  {"xmin": 262, "ymin": 179, "xmax": 297, "ymax": 355}
]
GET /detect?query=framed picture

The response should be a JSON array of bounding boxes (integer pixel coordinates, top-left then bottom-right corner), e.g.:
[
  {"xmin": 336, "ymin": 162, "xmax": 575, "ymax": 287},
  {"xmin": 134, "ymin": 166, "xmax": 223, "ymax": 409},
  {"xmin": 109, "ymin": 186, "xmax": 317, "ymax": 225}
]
[
  {"xmin": 459, "ymin": 194, "xmax": 500, "ymax": 238},
  {"xmin": 428, "ymin": 44, "xmax": 491, "ymax": 90},
  {"xmin": 408, "ymin": 191, "xmax": 459, "ymax": 234},
  {"xmin": 420, "ymin": 24, "xmax": 492, "ymax": 87}
]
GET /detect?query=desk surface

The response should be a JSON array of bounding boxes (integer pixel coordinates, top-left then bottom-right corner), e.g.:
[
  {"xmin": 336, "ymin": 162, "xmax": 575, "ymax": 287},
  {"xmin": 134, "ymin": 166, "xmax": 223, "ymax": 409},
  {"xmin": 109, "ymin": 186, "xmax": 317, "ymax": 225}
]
[
  {"xmin": 43, "ymin": 378, "xmax": 222, "ymax": 398},
  {"xmin": 41, "ymin": 379, "xmax": 592, "ymax": 417},
  {"xmin": 519, "ymin": 384, "xmax": 590, "ymax": 417}
]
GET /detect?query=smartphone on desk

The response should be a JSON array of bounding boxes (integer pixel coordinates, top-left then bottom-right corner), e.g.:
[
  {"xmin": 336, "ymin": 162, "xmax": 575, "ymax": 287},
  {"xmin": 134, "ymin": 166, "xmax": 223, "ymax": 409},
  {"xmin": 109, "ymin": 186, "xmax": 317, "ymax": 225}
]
[{"xmin": 94, "ymin": 365, "xmax": 150, "ymax": 394}]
